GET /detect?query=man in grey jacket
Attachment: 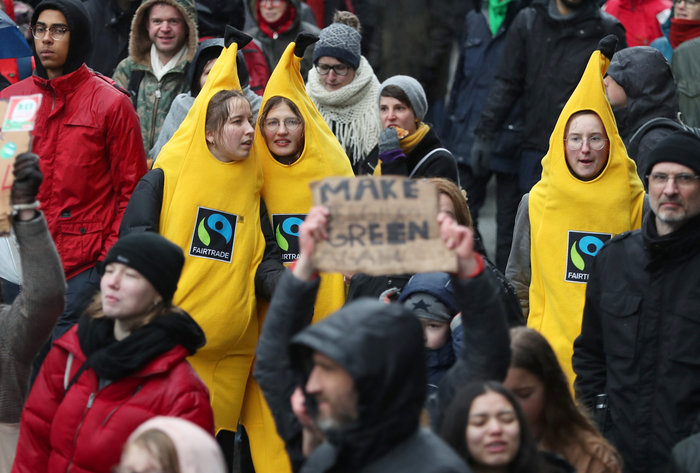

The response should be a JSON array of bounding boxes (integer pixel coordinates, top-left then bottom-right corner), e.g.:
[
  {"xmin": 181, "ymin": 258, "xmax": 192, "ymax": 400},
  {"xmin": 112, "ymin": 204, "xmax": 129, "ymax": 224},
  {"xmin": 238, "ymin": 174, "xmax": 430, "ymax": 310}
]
[{"xmin": 0, "ymin": 153, "xmax": 65, "ymax": 470}]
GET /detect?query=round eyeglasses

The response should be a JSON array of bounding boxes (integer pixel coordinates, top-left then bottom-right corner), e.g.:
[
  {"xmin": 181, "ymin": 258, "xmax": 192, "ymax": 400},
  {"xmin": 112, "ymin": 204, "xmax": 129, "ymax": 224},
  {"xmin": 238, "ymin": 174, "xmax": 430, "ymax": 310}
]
[
  {"xmin": 564, "ymin": 135, "xmax": 608, "ymax": 151},
  {"xmin": 31, "ymin": 24, "xmax": 70, "ymax": 41},
  {"xmin": 263, "ymin": 118, "xmax": 302, "ymax": 132}
]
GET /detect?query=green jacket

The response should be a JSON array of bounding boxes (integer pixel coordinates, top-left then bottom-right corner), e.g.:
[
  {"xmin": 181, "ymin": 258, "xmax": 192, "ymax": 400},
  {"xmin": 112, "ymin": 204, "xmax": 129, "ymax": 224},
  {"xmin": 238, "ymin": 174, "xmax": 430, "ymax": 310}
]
[
  {"xmin": 113, "ymin": 0, "xmax": 198, "ymax": 151},
  {"xmin": 671, "ymin": 36, "xmax": 700, "ymax": 128}
]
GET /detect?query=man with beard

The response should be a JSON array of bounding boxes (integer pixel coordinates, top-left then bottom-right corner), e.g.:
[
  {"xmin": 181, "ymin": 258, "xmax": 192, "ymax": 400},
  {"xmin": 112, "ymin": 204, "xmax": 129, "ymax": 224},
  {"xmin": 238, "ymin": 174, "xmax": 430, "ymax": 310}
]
[
  {"xmin": 470, "ymin": 0, "xmax": 627, "ymax": 193},
  {"xmin": 574, "ymin": 131, "xmax": 700, "ymax": 473}
]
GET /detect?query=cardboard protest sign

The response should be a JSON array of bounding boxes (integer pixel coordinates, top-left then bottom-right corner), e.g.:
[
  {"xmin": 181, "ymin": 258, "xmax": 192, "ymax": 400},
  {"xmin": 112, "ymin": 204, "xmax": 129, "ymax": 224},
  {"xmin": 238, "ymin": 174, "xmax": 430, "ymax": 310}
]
[
  {"xmin": 0, "ymin": 95, "xmax": 41, "ymax": 234},
  {"xmin": 310, "ymin": 176, "xmax": 457, "ymax": 275}
]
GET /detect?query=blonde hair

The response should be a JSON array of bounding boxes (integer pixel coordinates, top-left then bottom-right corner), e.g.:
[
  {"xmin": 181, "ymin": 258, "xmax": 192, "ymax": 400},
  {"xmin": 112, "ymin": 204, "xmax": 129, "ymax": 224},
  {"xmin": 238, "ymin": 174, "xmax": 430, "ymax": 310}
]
[{"xmin": 124, "ymin": 428, "xmax": 180, "ymax": 473}]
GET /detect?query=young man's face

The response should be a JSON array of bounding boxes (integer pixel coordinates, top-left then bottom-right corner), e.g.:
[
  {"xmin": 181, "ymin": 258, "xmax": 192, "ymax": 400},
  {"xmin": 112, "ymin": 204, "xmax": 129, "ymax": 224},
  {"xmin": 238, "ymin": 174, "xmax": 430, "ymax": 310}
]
[
  {"xmin": 147, "ymin": 3, "xmax": 187, "ymax": 61},
  {"xmin": 34, "ymin": 9, "xmax": 70, "ymax": 79},
  {"xmin": 305, "ymin": 352, "xmax": 358, "ymax": 433}
]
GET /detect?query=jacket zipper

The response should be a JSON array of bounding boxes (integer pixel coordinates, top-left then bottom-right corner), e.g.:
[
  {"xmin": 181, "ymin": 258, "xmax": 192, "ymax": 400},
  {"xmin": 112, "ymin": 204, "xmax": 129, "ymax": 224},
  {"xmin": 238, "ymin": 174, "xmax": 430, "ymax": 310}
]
[
  {"xmin": 67, "ymin": 386, "xmax": 97, "ymax": 473},
  {"xmin": 149, "ymin": 85, "xmax": 161, "ymax": 147}
]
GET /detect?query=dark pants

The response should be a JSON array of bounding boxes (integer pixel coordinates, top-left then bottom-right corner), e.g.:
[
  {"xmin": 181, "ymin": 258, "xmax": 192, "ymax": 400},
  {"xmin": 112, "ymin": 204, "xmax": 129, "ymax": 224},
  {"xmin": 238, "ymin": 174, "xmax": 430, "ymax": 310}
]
[
  {"xmin": 217, "ymin": 426, "xmax": 255, "ymax": 473},
  {"xmin": 519, "ymin": 148, "xmax": 545, "ymax": 193},
  {"xmin": 460, "ymin": 163, "xmax": 521, "ymax": 272},
  {"xmin": 30, "ymin": 265, "xmax": 101, "ymax": 384}
]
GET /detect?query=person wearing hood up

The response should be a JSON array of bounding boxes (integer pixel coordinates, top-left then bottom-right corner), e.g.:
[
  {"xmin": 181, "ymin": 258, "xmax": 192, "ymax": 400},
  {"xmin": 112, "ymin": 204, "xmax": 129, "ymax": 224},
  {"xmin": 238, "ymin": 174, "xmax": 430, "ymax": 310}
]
[
  {"xmin": 118, "ymin": 416, "xmax": 227, "ymax": 473},
  {"xmin": 505, "ymin": 36, "xmax": 645, "ymax": 387},
  {"xmin": 603, "ymin": 45, "xmax": 679, "ymax": 180},
  {"xmin": 0, "ymin": 0, "xmax": 147, "ymax": 350},
  {"xmin": 11, "ymin": 231, "xmax": 214, "ymax": 473},
  {"xmin": 149, "ymin": 37, "xmax": 262, "ymax": 161},
  {"xmin": 114, "ymin": 0, "xmax": 199, "ymax": 153}
]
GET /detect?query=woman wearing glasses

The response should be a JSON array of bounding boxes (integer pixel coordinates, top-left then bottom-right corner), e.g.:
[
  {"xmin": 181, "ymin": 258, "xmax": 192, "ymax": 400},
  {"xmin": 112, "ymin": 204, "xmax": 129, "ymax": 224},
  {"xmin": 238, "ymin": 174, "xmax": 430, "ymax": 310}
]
[
  {"xmin": 245, "ymin": 0, "xmax": 319, "ymax": 79},
  {"xmin": 306, "ymin": 12, "xmax": 381, "ymax": 173},
  {"xmin": 505, "ymin": 42, "xmax": 645, "ymax": 385}
]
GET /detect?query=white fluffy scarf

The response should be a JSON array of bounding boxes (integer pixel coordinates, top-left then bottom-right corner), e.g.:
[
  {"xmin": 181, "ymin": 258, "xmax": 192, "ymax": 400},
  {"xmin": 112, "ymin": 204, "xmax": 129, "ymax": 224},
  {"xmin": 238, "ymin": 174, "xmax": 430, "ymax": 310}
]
[{"xmin": 307, "ymin": 56, "xmax": 381, "ymax": 166}]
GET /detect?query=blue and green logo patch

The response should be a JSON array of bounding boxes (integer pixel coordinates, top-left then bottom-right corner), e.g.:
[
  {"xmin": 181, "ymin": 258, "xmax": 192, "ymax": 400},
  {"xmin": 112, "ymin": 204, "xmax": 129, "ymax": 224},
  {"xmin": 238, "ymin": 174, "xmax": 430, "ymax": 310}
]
[
  {"xmin": 565, "ymin": 231, "xmax": 612, "ymax": 283},
  {"xmin": 272, "ymin": 214, "xmax": 306, "ymax": 262},
  {"xmin": 189, "ymin": 207, "xmax": 237, "ymax": 262}
]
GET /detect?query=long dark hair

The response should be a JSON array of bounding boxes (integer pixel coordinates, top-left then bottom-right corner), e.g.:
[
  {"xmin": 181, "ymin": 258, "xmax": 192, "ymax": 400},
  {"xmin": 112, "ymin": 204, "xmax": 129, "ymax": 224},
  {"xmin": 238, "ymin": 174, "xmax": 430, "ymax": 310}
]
[
  {"xmin": 509, "ymin": 327, "xmax": 620, "ymax": 464},
  {"xmin": 440, "ymin": 381, "xmax": 543, "ymax": 473}
]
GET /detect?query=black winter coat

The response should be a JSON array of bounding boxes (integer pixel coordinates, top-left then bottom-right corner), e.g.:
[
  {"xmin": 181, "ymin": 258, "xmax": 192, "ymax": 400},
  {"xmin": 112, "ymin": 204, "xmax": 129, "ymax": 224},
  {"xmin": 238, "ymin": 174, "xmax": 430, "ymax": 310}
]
[
  {"xmin": 83, "ymin": 0, "xmax": 138, "ymax": 77},
  {"xmin": 573, "ymin": 213, "xmax": 700, "ymax": 473},
  {"xmin": 474, "ymin": 0, "xmax": 626, "ymax": 153},
  {"xmin": 119, "ymin": 168, "xmax": 284, "ymax": 301}
]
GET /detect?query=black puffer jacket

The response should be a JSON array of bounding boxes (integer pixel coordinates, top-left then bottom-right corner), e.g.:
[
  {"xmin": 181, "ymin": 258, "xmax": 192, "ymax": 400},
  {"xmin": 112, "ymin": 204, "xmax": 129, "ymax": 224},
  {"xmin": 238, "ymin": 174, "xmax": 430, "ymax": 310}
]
[
  {"xmin": 573, "ymin": 212, "xmax": 700, "ymax": 473},
  {"xmin": 606, "ymin": 46, "xmax": 679, "ymax": 179},
  {"xmin": 474, "ymin": 0, "xmax": 626, "ymax": 153},
  {"xmin": 83, "ymin": 0, "xmax": 138, "ymax": 76}
]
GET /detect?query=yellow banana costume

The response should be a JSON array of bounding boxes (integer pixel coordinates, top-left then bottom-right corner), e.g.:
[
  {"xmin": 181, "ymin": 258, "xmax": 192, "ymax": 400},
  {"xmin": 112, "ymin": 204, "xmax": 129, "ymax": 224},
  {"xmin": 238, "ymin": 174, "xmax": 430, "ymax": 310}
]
[
  {"xmin": 527, "ymin": 43, "xmax": 645, "ymax": 385},
  {"xmin": 154, "ymin": 42, "xmax": 265, "ymax": 434},
  {"xmin": 240, "ymin": 40, "xmax": 353, "ymax": 473}
]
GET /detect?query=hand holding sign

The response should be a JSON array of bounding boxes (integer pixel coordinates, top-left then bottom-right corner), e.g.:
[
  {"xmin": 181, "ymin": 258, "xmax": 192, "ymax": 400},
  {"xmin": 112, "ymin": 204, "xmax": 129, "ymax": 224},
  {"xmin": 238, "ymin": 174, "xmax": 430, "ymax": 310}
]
[{"xmin": 310, "ymin": 176, "xmax": 457, "ymax": 275}]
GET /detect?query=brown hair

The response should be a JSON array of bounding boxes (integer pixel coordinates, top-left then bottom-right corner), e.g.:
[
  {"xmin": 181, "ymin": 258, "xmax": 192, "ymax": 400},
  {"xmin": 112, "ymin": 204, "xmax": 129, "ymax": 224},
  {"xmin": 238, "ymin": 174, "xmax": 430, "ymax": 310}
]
[
  {"xmin": 509, "ymin": 327, "xmax": 622, "ymax": 467},
  {"xmin": 125, "ymin": 428, "xmax": 180, "ymax": 473},
  {"xmin": 205, "ymin": 89, "xmax": 249, "ymax": 146},
  {"xmin": 258, "ymin": 96, "xmax": 306, "ymax": 163},
  {"xmin": 429, "ymin": 177, "xmax": 473, "ymax": 228},
  {"xmin": 380, "ymin": 85, "xmax": 413, "ymax": 113}
]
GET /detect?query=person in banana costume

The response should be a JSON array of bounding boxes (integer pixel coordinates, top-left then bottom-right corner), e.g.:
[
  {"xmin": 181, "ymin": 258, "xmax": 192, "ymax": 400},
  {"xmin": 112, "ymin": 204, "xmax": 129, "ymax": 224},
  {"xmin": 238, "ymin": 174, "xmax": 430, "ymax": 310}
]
[{"xmin": 505, "ymin": 35, "xmax": 645, "ymax": 387}]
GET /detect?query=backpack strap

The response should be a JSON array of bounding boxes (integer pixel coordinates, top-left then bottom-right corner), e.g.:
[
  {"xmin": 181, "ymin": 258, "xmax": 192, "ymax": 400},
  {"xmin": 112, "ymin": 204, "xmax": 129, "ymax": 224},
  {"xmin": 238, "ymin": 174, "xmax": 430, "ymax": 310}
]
[
  {"xmin": 128, "ymin": 70, "xmax": 146, "ymax": 108},
  {"xmin": 627, "ymin": 117, "xmax": 682, "ymax": 158},
  {"xmin": 408, "ymin": 147, "xmax": 461, "ymax": 187}
]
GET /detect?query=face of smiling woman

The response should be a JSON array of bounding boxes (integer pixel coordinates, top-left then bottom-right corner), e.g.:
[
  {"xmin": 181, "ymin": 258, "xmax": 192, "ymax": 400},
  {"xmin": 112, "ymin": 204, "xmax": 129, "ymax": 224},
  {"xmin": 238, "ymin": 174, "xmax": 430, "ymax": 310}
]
[{"xmin": 466, "ymin": 391, "xmax": 521, "ymax": 472}]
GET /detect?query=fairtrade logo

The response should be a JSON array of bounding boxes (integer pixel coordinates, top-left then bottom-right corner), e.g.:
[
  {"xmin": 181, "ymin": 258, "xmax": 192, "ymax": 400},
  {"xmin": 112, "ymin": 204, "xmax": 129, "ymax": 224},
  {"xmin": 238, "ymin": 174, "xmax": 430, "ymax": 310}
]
[
  {"xmin": 569, "ymin": 235, "xmax": 605, "ymax": 271},
  {"xmin": 198, "ymin": 213, "xmax": 233, "ymax": 246},
  {"xmin": 275, "ymin": 216, "xmax": 304, "ymax": 251},
  {"xmin": 189, "ymin": 207, "xmax": 237, "ymax": 263}
]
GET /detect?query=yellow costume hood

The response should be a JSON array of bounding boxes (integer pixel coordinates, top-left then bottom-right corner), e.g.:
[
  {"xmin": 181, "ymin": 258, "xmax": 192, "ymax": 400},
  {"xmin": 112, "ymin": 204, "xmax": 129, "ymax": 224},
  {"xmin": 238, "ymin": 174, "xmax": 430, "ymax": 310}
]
[
  {"xmin": 254, "ymin": 37, "xmax": 353, "ymax": 322},
  {"xmin": 154, "ymin": 37, "xmax": 265, "ymax": 433},
  {"xmin": 528, "ymin": 36, "xmax": 645, "ymax": 384}
]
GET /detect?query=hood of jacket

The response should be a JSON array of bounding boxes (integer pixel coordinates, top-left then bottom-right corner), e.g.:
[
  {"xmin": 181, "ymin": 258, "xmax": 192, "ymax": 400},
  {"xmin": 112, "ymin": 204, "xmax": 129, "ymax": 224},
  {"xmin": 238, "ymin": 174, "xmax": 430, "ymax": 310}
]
[
  {"xmin": 31, "ymin": 0, "xmax": 91, "ymax": 78},
  {"xmin": 606, "ymin": 46, "xmax": 678, "ymax": 139},
  {"xmin": 187, "ymin": 38, "xmax": 249, "ymax": 96},
  {"xmin": 289, "ymin": 298, "xmax": 426, "ymax": 469},
  {"xmin": 128, "ymin": 0, "xmax": 198, "ymax": 66}
]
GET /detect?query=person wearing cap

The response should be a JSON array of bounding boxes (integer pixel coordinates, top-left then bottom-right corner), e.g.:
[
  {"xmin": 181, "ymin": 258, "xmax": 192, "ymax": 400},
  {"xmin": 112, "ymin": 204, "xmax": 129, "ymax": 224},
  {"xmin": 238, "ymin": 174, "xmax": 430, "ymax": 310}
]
[
  {"xmin": 358, "ymin": 74, "xmax": 460, "ymax": 185},
  {"xmin": 0, "ymin": 0, "xmax": 147, "ymax": 349},
  {"xmin": 573, "ymin": 129, "xmax": 700, "ymax": 473},
  {"xmin": 398, "ymin": 272, "xmax": 459, "ymax": 394},
  {"xmin": 306, "ymin": 11, "xmax": 381, "ymax": 173},
  {"xmin": 505, "ymin": 37, "xmax": 645, "ymax": 387},
  {"xmin": 11, "ymin": 232, "xmax": 214, "ymax": 473}
]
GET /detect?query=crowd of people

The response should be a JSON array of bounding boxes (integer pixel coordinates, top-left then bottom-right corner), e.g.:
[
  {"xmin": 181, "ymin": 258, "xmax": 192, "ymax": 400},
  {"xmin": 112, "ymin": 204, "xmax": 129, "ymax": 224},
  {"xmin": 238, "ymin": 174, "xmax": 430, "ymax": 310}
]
[{"xmin": 0, "ymin": 1, "xmax": 699, "ymax": 473}]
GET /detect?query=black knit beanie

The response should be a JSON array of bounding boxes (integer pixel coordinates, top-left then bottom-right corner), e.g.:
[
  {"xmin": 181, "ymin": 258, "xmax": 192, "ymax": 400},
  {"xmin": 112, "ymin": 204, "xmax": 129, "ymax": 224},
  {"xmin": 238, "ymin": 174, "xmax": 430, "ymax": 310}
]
[
  {"xmin": 102, "ymin": 232, "xmax": 185, "ymax": 303},
  {"xmin": 644, "ymin": 130, "xmax": 700, "ymax": 182},
  {"xmin": 31, "ymin": 0, "xmax": 91, "ymax": 77}
]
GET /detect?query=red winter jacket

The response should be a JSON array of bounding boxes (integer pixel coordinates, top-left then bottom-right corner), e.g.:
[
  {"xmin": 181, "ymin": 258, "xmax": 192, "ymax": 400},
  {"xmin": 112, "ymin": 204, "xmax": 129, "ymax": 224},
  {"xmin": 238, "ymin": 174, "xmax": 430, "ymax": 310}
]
[
  {"xmin": 0, "ymin": 65, "xmax": 147, "ymax": 279},
  {"xmin": 11, "ymin": 326, "xmax": 214, "ymax": 473},
  {"xmin": 604, "ymin": 0, "xmax": 672, "ymax": 46}
]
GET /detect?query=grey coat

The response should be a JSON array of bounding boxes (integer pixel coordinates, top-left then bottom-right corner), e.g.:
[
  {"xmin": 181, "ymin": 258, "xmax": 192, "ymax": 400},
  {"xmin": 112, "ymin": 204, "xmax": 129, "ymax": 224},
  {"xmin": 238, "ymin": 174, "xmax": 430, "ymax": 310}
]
[{"xmin": 0, "ymin": 214, "xmax": 65, "ymax": 423}]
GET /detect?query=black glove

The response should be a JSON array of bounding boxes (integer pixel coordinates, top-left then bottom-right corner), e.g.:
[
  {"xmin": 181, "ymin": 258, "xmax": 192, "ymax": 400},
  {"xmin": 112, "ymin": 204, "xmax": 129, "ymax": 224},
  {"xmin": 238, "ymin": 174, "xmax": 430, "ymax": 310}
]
[
  {"xmin": 294, "ymin": 33, "xmax": 319, "ymax": 58},
  {"xmin": 11, "ymin": 152, "xmax": 43, "ymax": 205},
  {"xmin": 379, "ymin": 127, "xmax": 401, "ymax": 155},
  {"xmin": 470, "ymin": 137, "xmax": 492, "ymax": 177}
]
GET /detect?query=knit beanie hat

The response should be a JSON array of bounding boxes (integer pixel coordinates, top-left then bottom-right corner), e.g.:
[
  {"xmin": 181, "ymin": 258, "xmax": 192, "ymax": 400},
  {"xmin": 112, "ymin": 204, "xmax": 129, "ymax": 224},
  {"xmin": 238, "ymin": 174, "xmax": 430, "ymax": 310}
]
[
  {"xmin": 644, "ymin": 130, "xmax": 700, "ymax": 182},
  {"xmin": 102, "ymin": 232, "xmax": 185, "ymax": 303},
  {"xmin": 312, "ymin": 22, "xmax": 361, "ymax": 69},
  {"xmin": 379, "ymin": 75, "xmax": 428, "ymax": 121},
  {"xmin": 31, "ymin": 0, "xmax": 91, "ymax": 76}
]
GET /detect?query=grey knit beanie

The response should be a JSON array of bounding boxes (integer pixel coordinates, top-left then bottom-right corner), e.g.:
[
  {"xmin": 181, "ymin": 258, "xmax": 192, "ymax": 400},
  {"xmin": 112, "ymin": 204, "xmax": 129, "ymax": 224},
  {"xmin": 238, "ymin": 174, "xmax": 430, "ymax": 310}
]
[
  {"xmin": 379, "ymin": 75, "xmax": 428, "ymax": 121},
  {"xmin": 312, "ymin": 22, "xmax": 361, "ymax": 69}
]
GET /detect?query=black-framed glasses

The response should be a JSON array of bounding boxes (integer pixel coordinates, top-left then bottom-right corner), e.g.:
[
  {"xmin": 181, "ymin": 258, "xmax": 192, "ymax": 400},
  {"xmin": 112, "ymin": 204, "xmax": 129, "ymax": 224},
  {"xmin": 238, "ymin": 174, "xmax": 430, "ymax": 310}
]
[
  {"xmin": 564, "ymin": 135, "xmax": 608, "ymax": 151},
  {"xmin": 263, "ymin": 118, "xmax": 302, "ymax": 131},
  {"xmin": 315, "ymin": 63, "xmax": 350, "ymax": 76},
  {"xmin": 646, "ymin": 172, "xmax": 700, "ymax": 187},
  {"xmin": 31, "ymin": 24, "xmax": 70, "ymax": 41}
]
